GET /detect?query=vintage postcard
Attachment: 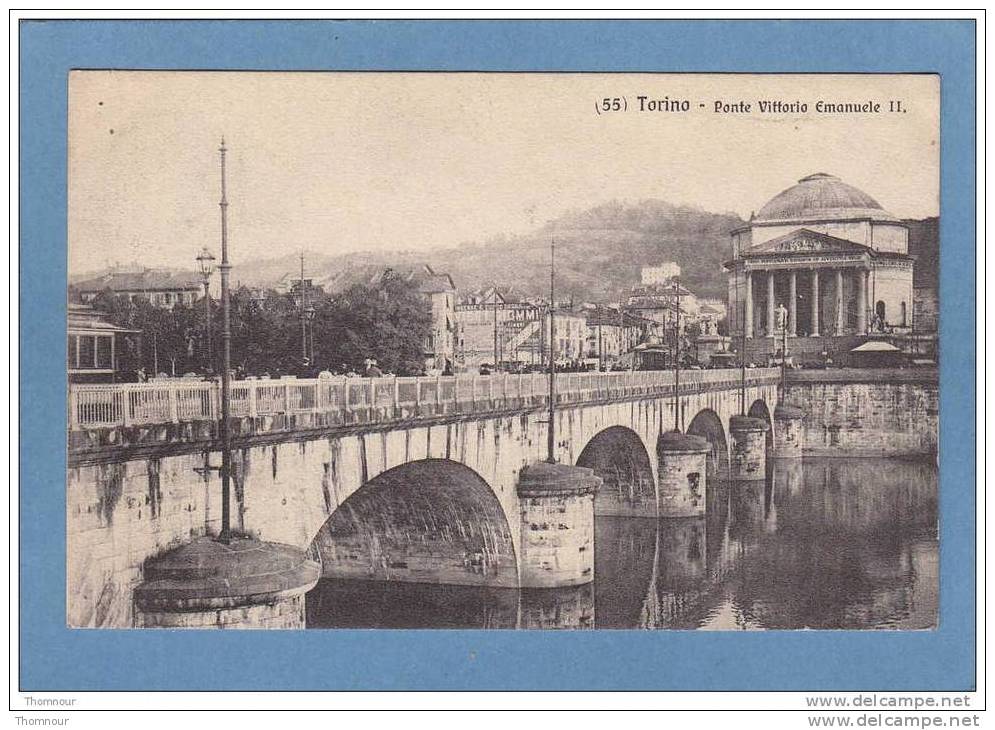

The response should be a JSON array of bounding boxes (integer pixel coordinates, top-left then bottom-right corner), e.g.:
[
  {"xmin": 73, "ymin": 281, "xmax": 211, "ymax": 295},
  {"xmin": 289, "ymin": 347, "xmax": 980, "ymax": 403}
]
[{"xmin": 65, "ymin": 71, "xmax": 941, "ymax": 632}]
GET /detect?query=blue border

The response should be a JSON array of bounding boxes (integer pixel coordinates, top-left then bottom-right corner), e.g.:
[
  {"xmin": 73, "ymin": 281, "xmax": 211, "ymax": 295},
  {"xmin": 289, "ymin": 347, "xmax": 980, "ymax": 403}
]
[{"xmin": 20, "ymin": 19, "xmax": 976, "ymax": 692}]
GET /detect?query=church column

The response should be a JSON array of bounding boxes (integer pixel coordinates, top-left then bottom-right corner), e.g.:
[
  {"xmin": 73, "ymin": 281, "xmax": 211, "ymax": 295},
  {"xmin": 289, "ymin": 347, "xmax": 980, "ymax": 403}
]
[
  {"xmin": 866, "ymin": 269, "xmax": 873, "ymax": 331},
  {"xmin": 744, "ymin": 269, "xmax": 754, "ymax": 338},
  {"xmin": 788, "ymin": 270, "xmax": 797, "ymax": 336},
  {"xmin": 835, "ymin": 269, "xmax": 845, "ymax": 336},
  {"xmin": 767, "ymin": 270, "xmax": 776, "ymax": 337},
  {"xmin": 857, "ymin": 269, "xmax": 868, "ymax": 334},
  {"xmin": 810, "ymin": 269, "xmax": 820, "ymax": 336}
]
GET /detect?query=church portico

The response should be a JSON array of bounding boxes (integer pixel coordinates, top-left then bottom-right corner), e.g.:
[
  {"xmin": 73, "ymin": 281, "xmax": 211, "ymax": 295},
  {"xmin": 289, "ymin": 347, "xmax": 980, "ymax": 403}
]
[
  {"xmin": 734, "ymin": 257, "xmax": 872, "ymax": 340},
  {"xmin": 725, "ymin": 174, "xmax": 916, "ymax": 365}
]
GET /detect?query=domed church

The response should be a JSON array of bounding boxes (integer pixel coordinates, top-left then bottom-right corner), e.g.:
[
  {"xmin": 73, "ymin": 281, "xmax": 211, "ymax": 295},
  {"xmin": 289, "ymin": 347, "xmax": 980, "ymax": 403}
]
[{"xmin": 725, "ymin": 173, "xmax": 917, "ymax": 363}]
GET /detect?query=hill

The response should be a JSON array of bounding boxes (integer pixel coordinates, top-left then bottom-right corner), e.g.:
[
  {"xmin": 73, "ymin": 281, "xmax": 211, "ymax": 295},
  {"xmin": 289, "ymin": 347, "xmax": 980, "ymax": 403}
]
[{"xmin": 231, "ymin": 200, "xmax": 745, "ymax": 302}]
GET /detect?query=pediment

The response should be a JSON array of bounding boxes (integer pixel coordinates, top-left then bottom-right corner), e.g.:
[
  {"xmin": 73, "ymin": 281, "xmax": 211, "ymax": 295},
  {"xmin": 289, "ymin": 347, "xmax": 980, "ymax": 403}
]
[{"xmin": 744, "ymin": 228, "xmax": 870, "ymax": 256}]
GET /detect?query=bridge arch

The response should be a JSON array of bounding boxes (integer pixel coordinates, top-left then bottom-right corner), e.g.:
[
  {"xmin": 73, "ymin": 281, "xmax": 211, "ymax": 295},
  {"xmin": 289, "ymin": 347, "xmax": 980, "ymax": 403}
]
[
  {"xmin": 576, "ymin": 426, "xmax": 656, "ymax": 516},
  {"xmin": 748, "ymin": 399, "xmax": 776, "ymax": 468},
  {"xmin": 309, "ymin": 458, "xmax": 518, "ymax": 588},
  {"xmin": 686, "ymin": 409, "xmax": 730, "ymax": 481}
]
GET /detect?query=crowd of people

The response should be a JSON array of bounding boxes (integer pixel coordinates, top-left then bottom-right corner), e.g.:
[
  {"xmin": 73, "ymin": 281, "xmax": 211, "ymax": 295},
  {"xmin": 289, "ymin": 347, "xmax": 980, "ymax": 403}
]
[{"xmin": 128, "ymin": 353, "xmax": 726, "ymax": 384}]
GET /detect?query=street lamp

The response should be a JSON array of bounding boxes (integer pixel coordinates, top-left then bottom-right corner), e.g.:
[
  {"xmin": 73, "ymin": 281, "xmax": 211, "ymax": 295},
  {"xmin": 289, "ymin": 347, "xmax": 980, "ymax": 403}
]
[
  {"xmin": 304, "ymin": 305, "xmax": 316, "ymax": 367},
  {"xmin": 196, "ymin": 247, "xmax": 216, "ymax": 373}
]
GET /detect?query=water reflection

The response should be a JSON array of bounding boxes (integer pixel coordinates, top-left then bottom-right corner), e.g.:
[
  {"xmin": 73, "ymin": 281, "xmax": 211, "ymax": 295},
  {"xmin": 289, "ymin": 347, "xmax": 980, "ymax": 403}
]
[{"xmin": 306, "ymin": 457, "xmax": 937, "ymax": 630}]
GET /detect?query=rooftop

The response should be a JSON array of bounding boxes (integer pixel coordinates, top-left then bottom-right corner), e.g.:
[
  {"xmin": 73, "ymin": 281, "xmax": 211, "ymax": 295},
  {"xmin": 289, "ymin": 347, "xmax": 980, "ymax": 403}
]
[
  {"xmin": 754, "ymin": 173, "xmax": 898, "ymax": 223},
  {"xmin": 74, "ymin": 268, "xmax": 202, "ymax": 293}
]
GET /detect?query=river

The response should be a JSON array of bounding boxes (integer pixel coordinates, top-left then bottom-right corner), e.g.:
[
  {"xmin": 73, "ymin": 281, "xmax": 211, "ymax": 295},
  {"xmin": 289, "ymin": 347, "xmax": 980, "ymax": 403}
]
[{"xmin": 306, "ymin": 457, "xmax": 937, "ymax": 630}]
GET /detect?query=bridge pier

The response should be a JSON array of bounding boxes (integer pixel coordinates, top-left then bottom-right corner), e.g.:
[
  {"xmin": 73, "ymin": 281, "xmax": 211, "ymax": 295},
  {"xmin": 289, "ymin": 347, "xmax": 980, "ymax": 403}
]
[
  {"xmin": 728, "ymin": 415, "xmax": 769, "ymax": 481},
  {"xmin": 516, "ymin": 462, "xmax": 600, "ymax": 588},
  {"xmin": 773, "ymin": 404, "xmax": 806, "ymax": 458},
  {"xmin": 133, "ymin": 536, "xmax": 320, "ymax": 629},
  {"xmin": 519, "ymin": 584, "xmax": 595, "ymax": 629},
  {"xmin": 656, "ymin": 431, "xmax": 709, "ymax": 517}
]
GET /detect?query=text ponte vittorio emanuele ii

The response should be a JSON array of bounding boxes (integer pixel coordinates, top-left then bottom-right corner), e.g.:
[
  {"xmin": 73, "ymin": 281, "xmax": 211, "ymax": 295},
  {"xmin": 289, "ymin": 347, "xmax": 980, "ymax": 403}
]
[{"xmin": 627, "ymin": 95, "xmax": 904, "ymax": 114}]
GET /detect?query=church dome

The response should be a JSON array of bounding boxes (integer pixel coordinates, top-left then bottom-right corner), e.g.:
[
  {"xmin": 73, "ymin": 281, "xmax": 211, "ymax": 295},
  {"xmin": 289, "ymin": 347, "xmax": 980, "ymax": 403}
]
[{"xmin": 755, "ymin": 173, "xmax": 897, "ymax": 222}]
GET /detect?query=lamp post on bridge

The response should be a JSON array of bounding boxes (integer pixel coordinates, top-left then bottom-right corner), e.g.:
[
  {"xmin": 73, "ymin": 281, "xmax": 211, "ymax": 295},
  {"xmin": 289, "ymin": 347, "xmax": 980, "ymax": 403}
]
[
  {"xmin": 299, "ymin": 251, "xmax": 309, "ymax": 369},
  {"xmin": 739, "ymin": 264, "xmax": 747, "ymax": 416},
  {"xmin": 673, "ymin": 275, "xmax": 681, "ymax": 432},
  {"xmin": 515, "ymin": 234, "xmax": 601, "ymax": 589},
  {"xmin": 217, "ymin": 137, "xmax": 233, "ymax": 544},
  {"xmin": 547, "ymin": 237, "xmax": 556, "ymax": 464},
  {"xmin": 134, "ymin": 139, "xmax": 320, "ymax": 629},
  {"xmin": 196, "ymin": 247, "xmax": 216, "ymax": 373},
  {"xmin": 304, "ymin": 304, "xmax": 316, "ymax": 369}
]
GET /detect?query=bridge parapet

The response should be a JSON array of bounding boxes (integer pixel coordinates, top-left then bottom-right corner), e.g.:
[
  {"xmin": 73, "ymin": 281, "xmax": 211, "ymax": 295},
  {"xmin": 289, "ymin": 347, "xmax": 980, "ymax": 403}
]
[{"xmin": 69, "ymin": 368, "xmax": 780, "ymax": 432}]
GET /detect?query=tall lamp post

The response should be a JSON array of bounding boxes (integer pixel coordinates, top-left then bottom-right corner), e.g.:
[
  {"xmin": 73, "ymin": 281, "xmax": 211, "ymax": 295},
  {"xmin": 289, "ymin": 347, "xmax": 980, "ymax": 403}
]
[
  {"xmin": 299, "ymin": 251, "xmax": 308, "ymax": 367},
  {"xmin": 218, "ymin": 137, "xmax": 233, "ymax": 544},
  {"xmin": 493, "ymin": 285, "xmax": 499, "ymax": 371},
  {"xmin": 196, "ymin": 247, "xmax": 216, "ymax": 373},
  {"xmin": 739, "ymin": 265, "xmax": 747, "ymax": 415},
  {"xmin": 547, "ymin": 237, "xmax": 556, "ymax": 464},
  {"xmin": 673, "ymin": 276, "xmax": 682, "ymax": 431}
]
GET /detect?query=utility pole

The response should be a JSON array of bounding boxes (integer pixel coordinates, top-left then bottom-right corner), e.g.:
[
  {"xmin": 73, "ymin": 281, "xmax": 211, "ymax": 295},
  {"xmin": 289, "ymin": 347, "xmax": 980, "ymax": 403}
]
[
  {"xmin": 740, "ymin": 265, "xmax": 747, "ymax": 416},
  {"xmin": 598, "ymin": 315, "xmax": 603, "ymax": 371},
  {"xmin": 218, "ymin": 137, "xmax": 233, "ymax": 544},
  {"xmin": 673, "ymin": 276, "xmax": 681, "ymax": 432},
  {"xmin": 300, "ymin": 251, "xmax": 307, "ymax": 366},
  {"xmin": 493, "ymin": 286, "xmax": 499, "ymax": 370},
  {"xmin": 547, "ymin": 238, "xmax": 556, "ymax": 464},
  {"xmin": 619, "ymin": 300, "xmax": 625, "ymax": 367}
]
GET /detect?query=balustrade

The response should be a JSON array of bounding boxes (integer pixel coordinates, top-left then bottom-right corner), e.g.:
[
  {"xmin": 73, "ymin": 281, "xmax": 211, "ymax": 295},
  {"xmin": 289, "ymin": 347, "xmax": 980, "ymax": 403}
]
[{"xmin": 68, "ymin": 368, "xmax": 779, "ymax": 430}]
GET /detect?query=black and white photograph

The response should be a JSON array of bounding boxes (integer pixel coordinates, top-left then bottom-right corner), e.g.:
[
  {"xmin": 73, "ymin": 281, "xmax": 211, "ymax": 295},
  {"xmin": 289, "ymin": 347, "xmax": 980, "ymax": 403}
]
[{"xmin": 65, "ymin": 71, "xmax": 940, "ymax": 631}]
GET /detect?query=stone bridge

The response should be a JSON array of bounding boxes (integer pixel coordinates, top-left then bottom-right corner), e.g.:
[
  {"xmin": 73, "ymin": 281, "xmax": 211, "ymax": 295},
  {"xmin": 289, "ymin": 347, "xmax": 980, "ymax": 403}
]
[{"xmin": 66, "ymin": 368, "xmax": 781, "ymax": 627}]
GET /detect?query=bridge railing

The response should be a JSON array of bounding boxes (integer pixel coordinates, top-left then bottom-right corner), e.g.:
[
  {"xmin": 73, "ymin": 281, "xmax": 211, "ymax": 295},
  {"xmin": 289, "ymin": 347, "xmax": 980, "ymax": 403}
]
[{"xmin": 68, "ymin": 368, "xmax": 780, "ymax": 431}]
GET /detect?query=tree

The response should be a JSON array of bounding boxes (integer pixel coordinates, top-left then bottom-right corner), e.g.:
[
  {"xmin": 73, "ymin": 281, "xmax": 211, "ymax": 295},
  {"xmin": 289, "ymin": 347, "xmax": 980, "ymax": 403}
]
[
  {"xmin": 228, "ymin": 289, "xmax": 299, "ymax": 375},
  {"xmin": 311, "ymin": 276, "xmax": 431, "ymax": 375},
  {"xmin": 89, "ymin": 277, "xmax": 433, "ymax": 378},
  {"xmin": 90, "ymin": 291, "xmax": 200, "ymax": 375}
]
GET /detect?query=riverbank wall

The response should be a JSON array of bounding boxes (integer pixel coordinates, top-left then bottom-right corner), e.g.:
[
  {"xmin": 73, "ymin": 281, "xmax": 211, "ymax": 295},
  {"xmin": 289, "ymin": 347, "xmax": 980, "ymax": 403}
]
[{"xmin": 784, "ymin": 369, "xmax": 938, "ymax": 457}]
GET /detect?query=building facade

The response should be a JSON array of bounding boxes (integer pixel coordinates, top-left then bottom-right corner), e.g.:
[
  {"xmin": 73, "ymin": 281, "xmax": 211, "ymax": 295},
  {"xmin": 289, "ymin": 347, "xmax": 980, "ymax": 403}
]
[
  {"xmin": 403, "ymin": 265, "xmax": 457, "ymax": 373},
  {"xmin": 74, "ymin": 268, "xmax": 203, "ymax": 309},
  {"xmin": 726, "ymin": 173, "xmax": 917, "ymax": 361},
  {"xmin": 67, "ymin": 303, "xmax": 140, "ymax": 383},
  {"xmin": 455, "ymin": 291, "xmax": 588, "ymax": 371},
  {"xmin": 583, "ymin": 308, "xmax": 650, "ymax": 367},
  {"xmin": 456, "ymin": 289, "xmax": 546, "ymax": 370}
]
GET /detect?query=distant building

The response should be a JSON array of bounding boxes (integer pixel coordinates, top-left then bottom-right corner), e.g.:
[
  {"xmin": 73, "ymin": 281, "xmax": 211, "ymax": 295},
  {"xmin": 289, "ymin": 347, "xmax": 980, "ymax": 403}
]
[
  {"xmin": 626, "ymin": 278, "xmax": 700, "ymax": 333},
  {"xmin": 74, "ymin": 268, "xmax": 202, "ymax": 309},
  {"xmin": 456, "ymin": 288, "xmax": 544, "ymax": 369},
  {"xmin": 641, "ymin": 262, "xmax": 681, "ymax": 286},
  {"xmin": 725, "ymin": 172, "xmax": 928, "ymax": 364},
  {"xmin": 455, "ymin": 290, "xmax": 589, "ymax": 370},
  {"xmin": 275, "ymin": 272, "xmax": 312, "ymax": 294},
  {"xmin": 551, "ymin": 306, "xmax": 589, "ymax": 364},
  {"xmin": 583, "ymin": 307, "xmax": 651, "ymax": 366},
  {"xmin": 408, "ymin": 265, "xmax": 458, "ymax": 373},
  {"xmin": 67, "ymin": 303, "xmax": 139, "ymax": 383}
]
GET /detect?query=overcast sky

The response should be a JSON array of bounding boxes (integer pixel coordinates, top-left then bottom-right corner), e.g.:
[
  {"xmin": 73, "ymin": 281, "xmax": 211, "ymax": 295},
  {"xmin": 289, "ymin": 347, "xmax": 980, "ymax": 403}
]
[{"xmin": 69, "ymin": 72, "xmax": 939, "ymax": 274}]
